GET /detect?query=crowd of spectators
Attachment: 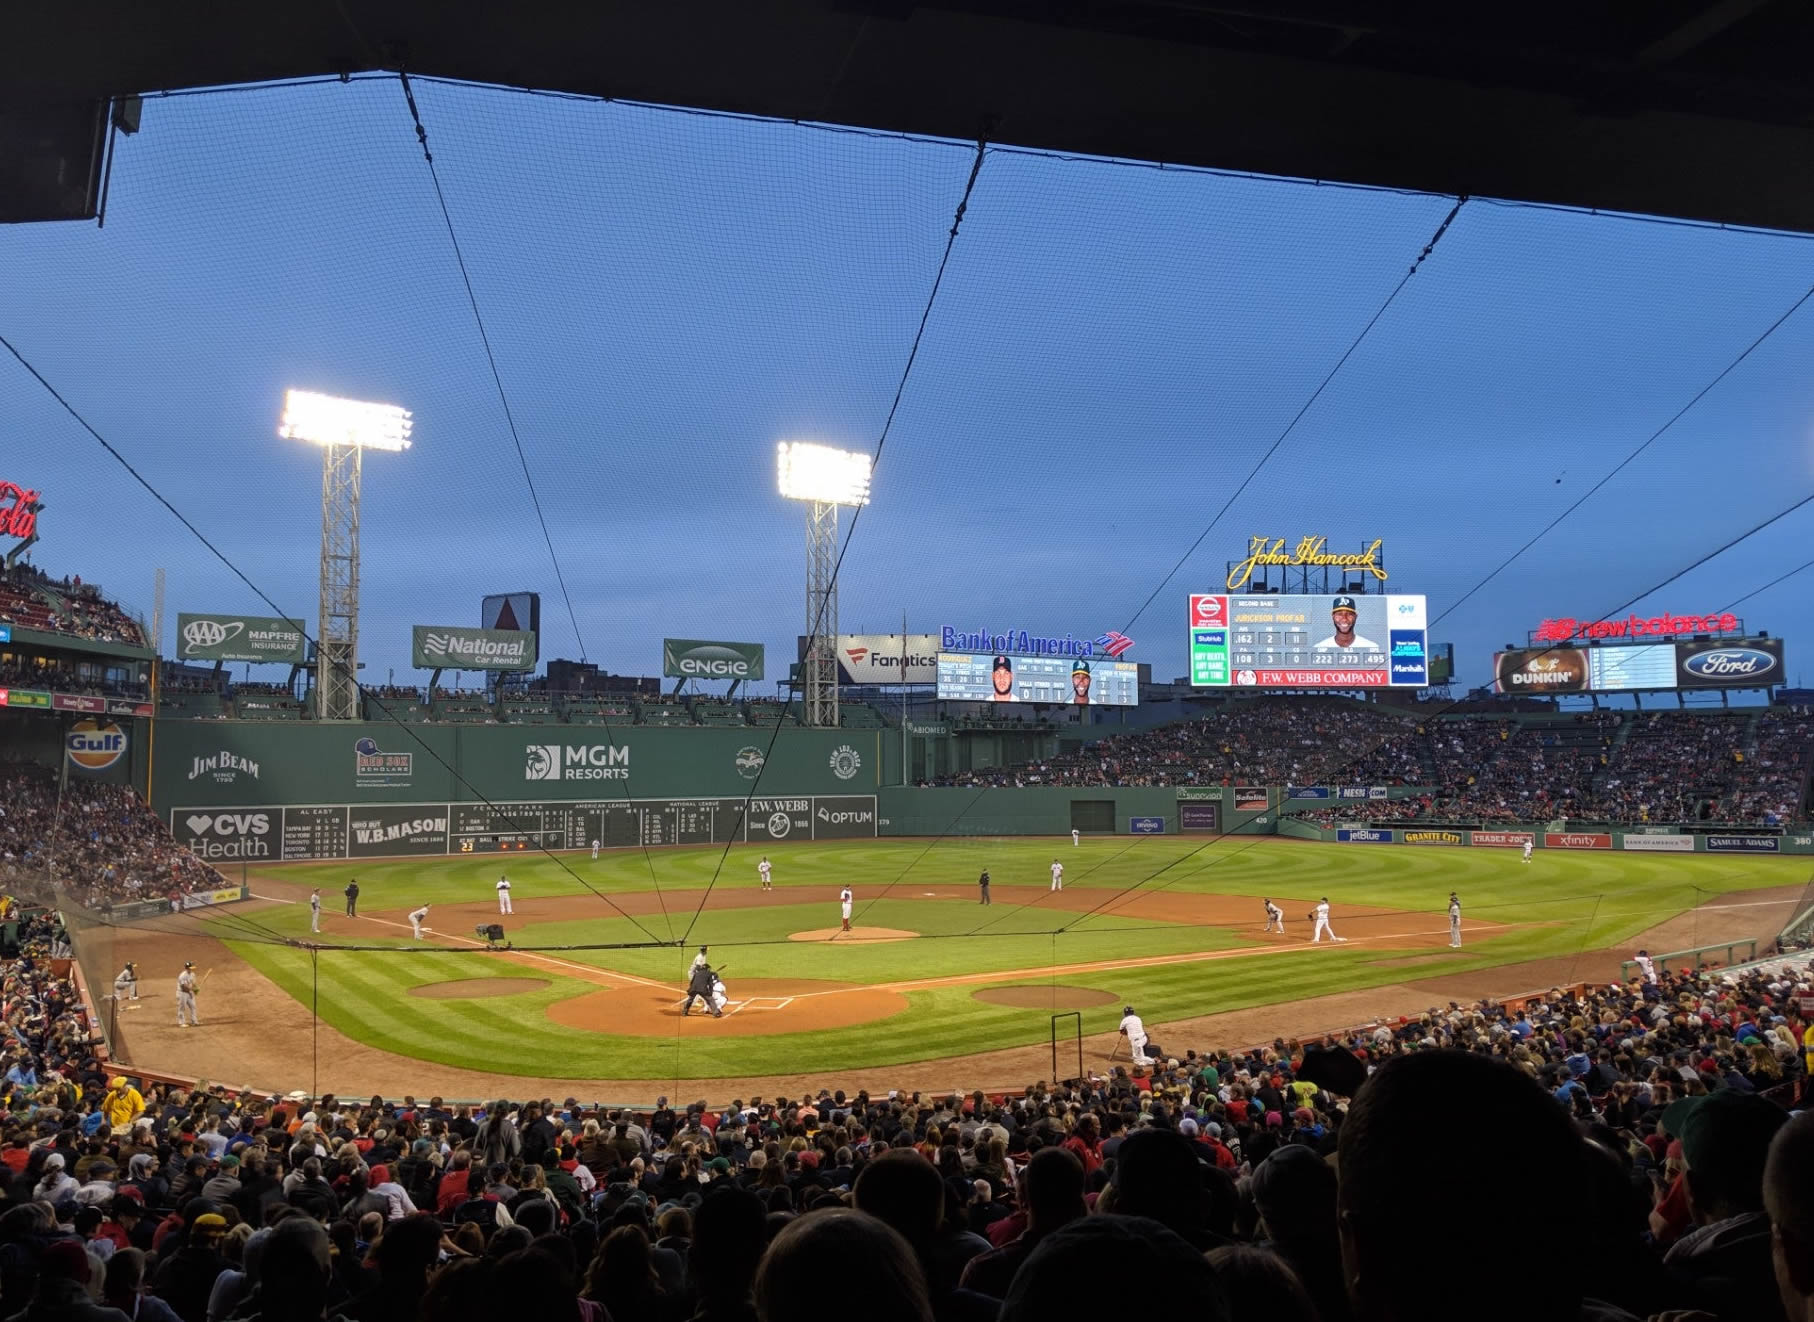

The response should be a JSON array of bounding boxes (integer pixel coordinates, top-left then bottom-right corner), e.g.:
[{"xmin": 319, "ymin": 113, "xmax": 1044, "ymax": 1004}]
[
  {"xmin": 1, "ymin": 924, "xmax": 1811, "ymax": 1321},
  {"xmin": 0, "ymin": 764, "xmax": 227, "ymax": 909},
  {"xmin": 930, "ymin": 702, "xmax": 1811, "ymax": 825},
  {"xmin": 0, "ymin": 565, "xmax": 145, "ymax": 647},
  {"xmin": 0, "ymin": 657, "xmax": 148, "ymax": 702}
]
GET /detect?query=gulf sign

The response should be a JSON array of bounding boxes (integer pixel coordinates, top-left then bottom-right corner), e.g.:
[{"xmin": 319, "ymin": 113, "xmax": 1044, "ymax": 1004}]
[{"xmin": 65, "ymin": 719, "xmax": 127, "ymax": 772}]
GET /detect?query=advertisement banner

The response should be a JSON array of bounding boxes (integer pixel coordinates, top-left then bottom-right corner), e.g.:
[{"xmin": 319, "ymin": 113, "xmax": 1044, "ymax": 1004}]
[
  {"xmin": 1706, "ymin": 834, "xmax": 1781, "ymax": 853},
  {"xmin": 172, "ymin": 808, "xmax": 276, "ymax": 862},
  {"xmin": 1545, "ymin": 832, "xmax": 1612, "ymax": 850},
  {"xmin": 1337, "ymin": 787, "xmax": 1371, "ymax": 800},
  {"xmin": 1621, "ymin": 834, "xmax": 1695, "ymax": 852},
  {"xmin": 347, "ymin": 806, "xmax": 450, "ymax": 858},
  {"xmin": 412, "ymin": 626, "xmax": 537, "ymax": 671},
  {"xmin": 1368, "ymin": 786, "xmax": 1389, "ymax": 799},
  {"xmin": 179, "ymin": 886, "xmax": 249, "ymax": 910},
  {"xmin": 1179, "ymin": 801, "xmax": 1220, "ymax": 832},
  {"xmin": 1494, "ymin": 649, "xmax": 1591, "ymax": 694},
  {"xmin": 1471, "ymin": 831, "xmax": 1534, "ymax": 848},
  {"xmin": 1286, "ymin": 787, "xmax": 1331, "ymax": 800},
  {"xmin": 0, "ymin": 689, "xmax": 50, "ymax": 708},
  {"xmin": 1338, "ymin": 829, "xmax": 1392, "ymax": 843},
  {"xmin": 1402, "ymin": 829, "xmax": 1463, "ymax": 846},
  {"xmin": 824, "ymin": 634, "xmax": 940, "ymax": 685},
  {"xmin": 813, "ymin": 796, "xmax": 879, "ymax": 839},
  {"xmin": 1177, "ymin": 788, "xmax": 1221, "ymax": 801},
  {"xmin": 106, "ymin": 698, "xmax": 153, "ymax": 717},
  {"xmin": 52, "ymin": 694, "xmax": 105, "ymax": 713},
  {"xmin": 747, "ymin": 798, "xmax": 814, "ymax": 843},
  {"xmin": 65, "ymin": 719, "xmax": 126, "ymax": 772},
  {"xmin": 663, "ymin": 639, "xmax": 765, "ymax": 681},
  {"xmin": 1128, "ymin": 816, "xmax": 1165, "ymax": 834},
  {"xmin": 176, "ymin": 614, "xmax": 307, "ymax": 664},
  {"xmin": 1233, "ymin": 788, "xmax": 1269, "ymax": 811},
  {"xmin": 1675, "ymin": 638, "xmax": 1785, "ymax": 689}
]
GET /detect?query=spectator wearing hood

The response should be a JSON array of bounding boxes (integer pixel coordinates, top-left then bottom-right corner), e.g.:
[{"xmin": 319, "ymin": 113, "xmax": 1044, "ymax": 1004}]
[{"xmin": 33, "ymin": 1152, "xmax": 78, "ymax": 1204}]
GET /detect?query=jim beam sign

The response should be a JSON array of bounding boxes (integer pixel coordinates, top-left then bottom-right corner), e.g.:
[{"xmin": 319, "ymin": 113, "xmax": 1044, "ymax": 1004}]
[{"xmin": 1227, "ymin": 536, "xmax": 1386, "ymax": 592}]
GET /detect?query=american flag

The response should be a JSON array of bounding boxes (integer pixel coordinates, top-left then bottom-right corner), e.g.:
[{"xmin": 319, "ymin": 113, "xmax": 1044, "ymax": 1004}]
[{"xmin": 1094, "ymin": 631, "xmax": 1135, "ymax": 657}]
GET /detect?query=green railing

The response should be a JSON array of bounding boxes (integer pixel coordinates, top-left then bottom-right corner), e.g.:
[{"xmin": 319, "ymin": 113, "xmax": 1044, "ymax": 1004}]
[{"xmin": 1620, "ymin": 939, "xmax": 1761, "ymax": 981}]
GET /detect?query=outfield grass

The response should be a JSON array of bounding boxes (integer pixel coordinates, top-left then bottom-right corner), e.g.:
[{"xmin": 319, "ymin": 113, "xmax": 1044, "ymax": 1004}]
[{"xmin": 210, "ymin": 838, "xmax": 1812, "ymax": 1080}]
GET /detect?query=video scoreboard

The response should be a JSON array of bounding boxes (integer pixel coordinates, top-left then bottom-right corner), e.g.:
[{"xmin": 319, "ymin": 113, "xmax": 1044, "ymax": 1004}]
[
  {"xmin": 1188, "ymin": 593, "xmax": 1430, "ymax": 688},
  {"xmin": 935, "ymin": 652, "xmax": 1139, "ymax": 706},
  {"xmin": 1493, "ymin": 637, "xmax": 1785, "ymax": 694}
]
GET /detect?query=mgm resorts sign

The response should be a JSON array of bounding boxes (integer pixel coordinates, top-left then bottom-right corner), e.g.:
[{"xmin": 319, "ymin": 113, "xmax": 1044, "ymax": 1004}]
[
  {"xmin": 412, "ymin": 625, "xmax": 538, "ymax": 671},
  {"xmin": 663, "ymin": 638, "xmax": 765, "ymax": 681}
]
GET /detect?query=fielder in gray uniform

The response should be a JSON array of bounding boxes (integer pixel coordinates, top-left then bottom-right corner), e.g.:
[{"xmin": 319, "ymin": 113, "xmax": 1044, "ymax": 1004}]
[{"xmin": 1448, "ymin": 892, "xmax": 1462, "ymax": 948}]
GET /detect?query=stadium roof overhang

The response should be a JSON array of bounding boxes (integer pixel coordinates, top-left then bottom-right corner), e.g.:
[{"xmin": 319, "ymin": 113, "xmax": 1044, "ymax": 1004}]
[{"xmin": 6, "ymin": 1, "xmax": 1814, "ymax": 232}]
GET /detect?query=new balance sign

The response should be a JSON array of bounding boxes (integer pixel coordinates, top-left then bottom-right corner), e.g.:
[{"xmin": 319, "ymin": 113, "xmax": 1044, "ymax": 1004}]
[{"xmin": 412, "ymin": 626, "xmax": 537, "ymax": 671}]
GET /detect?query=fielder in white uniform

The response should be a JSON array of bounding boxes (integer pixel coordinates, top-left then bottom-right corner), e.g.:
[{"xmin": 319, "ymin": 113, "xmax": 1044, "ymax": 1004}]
[
  {"xmin": 591, "ymin": 839, "xmax": 600, "ymax": 860},
  {"xmin": 309, "ymin": 890, "xmax": 322, "ymax": 933},
  {"xmin": 408, "ymin": 904, "xmax": 430, "ymax": 939},
  {"xmin": 691, "ymin": 946, "xmax": 711, "ymax": 979},
  {"xmin": 1312, "ymin": 898, "xmax": 1345, "ymax": 943},
  {"xmin": 1634, "ymin": 950, "xmax": 1656, "ymax": 984},
  {"xmin": 1522, "ymin": 839, "xmax": 1534, "ymax": 864},
  {"xmin": 176, "ymin": 963, "xmax": 200, "ymax": 1027},
  {"xmin": 1050, "ymin": 860, "xmax": 1064, "ymax": 892},
  {"xmin": 113, "ymin": 962, "xmax": 139, "ymax": 1003},
  {"xmin": 1448, "ymin": 892, "xmax": 1462, "ymax": 948},
  {"xmin": 840, "ymin": 886, "xmax": 853, "ymax": 933},
  {"xmin": 1263, "ymin": 898, "xmax": 1284, "ymax": 934},
  {"xmin": 1071, "ymin": 829, "xmax": 1080, "ymax": 847},
  {"xmin": 496, "ymin": 876, "xmax": 513, "ymax": 915},
  {"xmin": 759, "ymin": 857, "xmax": 772, "ymax": 891},
  {"xmin": 1118, "ymin": 1006, "xmax": 1151, "ymax": 1066}
]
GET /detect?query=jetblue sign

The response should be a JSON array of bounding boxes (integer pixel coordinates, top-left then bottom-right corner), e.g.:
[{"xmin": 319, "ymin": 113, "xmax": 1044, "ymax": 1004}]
[{"xmin": 1338, "ymin": 829, "xmax": 1391, "ymax": 843}]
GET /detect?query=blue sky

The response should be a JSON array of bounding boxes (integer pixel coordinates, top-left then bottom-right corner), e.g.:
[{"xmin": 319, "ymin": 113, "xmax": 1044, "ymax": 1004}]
[{"xmin": 4, "ymin": 77, "xmax": 1814, "ymax": 693}]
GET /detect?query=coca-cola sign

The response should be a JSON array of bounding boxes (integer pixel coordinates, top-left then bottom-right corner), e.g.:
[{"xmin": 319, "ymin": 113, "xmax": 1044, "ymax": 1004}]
[{"xmin": 0, "ymin": 482, "xmax": 40, "ymax": 542}]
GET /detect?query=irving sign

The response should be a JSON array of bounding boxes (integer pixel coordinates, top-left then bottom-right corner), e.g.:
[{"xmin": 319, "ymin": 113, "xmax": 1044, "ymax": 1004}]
[
  {"xmin": 412, "ymin": 626, "xmax": 537, "ymax": 671},
  {"xmin": 1226, "ymin": 536, "xmax": 1386, "ymax": 592}
]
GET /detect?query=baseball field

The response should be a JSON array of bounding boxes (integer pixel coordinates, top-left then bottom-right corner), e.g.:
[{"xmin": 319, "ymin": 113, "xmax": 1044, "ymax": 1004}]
[{"xmin": 98, "ymin": 835, "xmax": 1808, "ymax": 1096}]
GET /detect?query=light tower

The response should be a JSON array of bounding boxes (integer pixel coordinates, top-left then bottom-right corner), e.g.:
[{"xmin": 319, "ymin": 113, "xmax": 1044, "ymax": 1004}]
[
  {"xmin": 776, "ymin": 442, "xmax": 871, "ymax": 728},
  {"xmin": 279, "ymin": 389, "xmax": 412, "ymax": 721}
]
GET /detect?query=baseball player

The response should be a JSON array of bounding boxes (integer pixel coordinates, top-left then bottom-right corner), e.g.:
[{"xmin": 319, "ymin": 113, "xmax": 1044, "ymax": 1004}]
[
  {"xmin": 1634, "ymin": 949, "xmax": 1656, "ymax": 984},
  {"xmin": 1311, "ymin": 898, "xmax": 1345, "ymax": 944},
  {"xmin": 839, "ymin": 886, "xmax": 853, "ymax": 933},
  {"xmin": 978, "ymin": 869, "xmax": 991, "ymax": 906},
  {"xmin": 759, "ymin": 857, "xmax": 773, "ymax": 891},
  {"xmin": 1263, "ymin": 898, "xmax": 1284, "ymax": 934},
  {"xmin": 591, "ymin": 839, "xmax": 600, "ymax": 861},
  {"xmin": 1522, "ymin": 838, "xmax": 1534, "ymax": 864},
  {"xmin": 691, "ymin": 945, "xmax": 711, "ymax": 978},
  {"xmin": 1448, "ymin": 892, "xmax": 1462, "ymax": 948},
  {"xmin": 343, "ymin": 879, "xmax": 359, "ymax": 917},
  {"xmin": 309, "ymin": 889, "xmax": 322, "ymax": 933},
  {"xmin": 176, "ymin": 963, "xmax": 200, "ymax": 1028},
  {"xmin": 408, "ymin": 904, "xmax": 430, "ymax": 939},
  {"xmin": 682, "ymin": 958, "xmax": 723, "ymax": 1018},
  {"xmin": 1117, "ymin": 1005, "xmax": 1152, "ymax": 1067},
  {"xmin": 113, "ymin": 962, "xmax": 139, "ymax": 1003},
  {"xmin": 1050, "ymin": 859, "xmax": 1064, "ymax": 892},
  {"xmin": 1071, "ymin": 829, "xmax": 1080, "ymax": 847},
  {"xmin": 496, "ymin": 875, "xmax": 513, "ymax": 915}
]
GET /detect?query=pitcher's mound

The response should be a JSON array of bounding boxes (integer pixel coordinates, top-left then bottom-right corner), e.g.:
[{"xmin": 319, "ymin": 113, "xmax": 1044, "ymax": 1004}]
[
  {"xmin": 409, "ymin": 977, "xmax": 551, "ymax": 999},
  {"xmin": 789, "ymin": 927, "xmax": 918, "ymax": 943},
  {"xmin": 973, "ymin": 985, "xmax": 1120, "ymax": 1010}
]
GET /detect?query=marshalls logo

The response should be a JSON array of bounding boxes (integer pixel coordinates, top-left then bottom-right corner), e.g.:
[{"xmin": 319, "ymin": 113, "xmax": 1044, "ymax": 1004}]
[{"xmin": 828, "ymin": 745, "xmax": 862, "ymax": 781}]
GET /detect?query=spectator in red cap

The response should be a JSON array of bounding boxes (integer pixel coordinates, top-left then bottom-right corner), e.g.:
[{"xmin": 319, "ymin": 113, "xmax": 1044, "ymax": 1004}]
[{"xmin": 12, "ymin": 1238, "xmax": 123, "ymax": 1322}]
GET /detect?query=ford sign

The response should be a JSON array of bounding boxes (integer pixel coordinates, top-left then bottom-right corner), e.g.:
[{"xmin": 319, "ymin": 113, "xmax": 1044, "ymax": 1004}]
[{"xmin": 1683, "ymin": 648, "xmax": 1775, "ymax": 680}]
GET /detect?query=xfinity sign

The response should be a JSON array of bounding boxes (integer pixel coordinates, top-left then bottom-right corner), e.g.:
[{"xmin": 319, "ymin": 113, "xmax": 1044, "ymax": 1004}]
[{"xmin": 412, "ymin": 625, "xmax": 538, "ymax": 671}]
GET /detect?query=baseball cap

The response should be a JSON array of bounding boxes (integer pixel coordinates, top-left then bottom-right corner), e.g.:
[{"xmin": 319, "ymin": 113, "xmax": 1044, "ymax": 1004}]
[
  {"xmin": 992, "ymin": 656, "xmax": 1012, "ymax": 671},
  {"xmin": 1071, "ymin": 659, "xmax": 1090, "ymax": 675},
  {"xmin": 1673, "ymin": 1090, "xmax": 1788, "ymax": 1180},
  {"xmin": 1332, "ymin": 595, "xmax": 1358, "ymax": 612}
]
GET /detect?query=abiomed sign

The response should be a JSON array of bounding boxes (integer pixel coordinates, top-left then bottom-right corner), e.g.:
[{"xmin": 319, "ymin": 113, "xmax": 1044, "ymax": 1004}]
[
  {"xmin": 1227, "ymin": 536, "xmax": 1387, "ymax": 592},
  {"xmin": 663, "ymin": 639, "xmax": 765, "ymax": 681},
  {"xmin": 412, "ymin": 626, "xmax": 537, "ymax": 671}
]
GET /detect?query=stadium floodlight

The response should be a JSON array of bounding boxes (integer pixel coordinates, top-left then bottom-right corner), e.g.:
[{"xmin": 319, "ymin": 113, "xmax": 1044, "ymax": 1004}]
[
  {"xmin": 777, "ymin": 442, "xmax": 872, "ymax": 728},
  {"xmin": 776, "ymin": 442, "xmax": 871, "ymax": 507},
  {"xmin": 279, "ymin": 389, "xmax": 413, "ymax": 452},
  {"xmin": 282, "ymin": 389, "xmax": 411, "ymax": 721}
]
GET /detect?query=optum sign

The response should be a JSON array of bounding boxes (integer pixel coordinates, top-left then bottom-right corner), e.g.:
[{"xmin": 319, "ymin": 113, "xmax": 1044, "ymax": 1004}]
[{"xmin": 663, "ymin": 638, "xmax": 765, "ymax": 681}]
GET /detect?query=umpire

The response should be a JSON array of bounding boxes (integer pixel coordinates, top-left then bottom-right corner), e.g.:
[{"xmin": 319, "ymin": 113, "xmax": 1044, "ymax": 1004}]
[{"xmin": 682, "ymin": 958, "xmax": 723, "ymax": 1018}]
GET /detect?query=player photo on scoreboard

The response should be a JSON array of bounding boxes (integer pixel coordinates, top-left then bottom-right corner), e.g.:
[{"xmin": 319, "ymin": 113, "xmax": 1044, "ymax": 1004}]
[{"xmin": 1307, "ymin": 594, "xmax": 1388, "ymax": 657}]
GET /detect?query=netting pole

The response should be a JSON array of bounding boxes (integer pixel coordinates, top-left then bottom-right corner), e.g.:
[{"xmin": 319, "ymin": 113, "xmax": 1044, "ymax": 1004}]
[{"xmin": 311, "ymin": 947, "xmax": 320, "ymax": 1100}]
